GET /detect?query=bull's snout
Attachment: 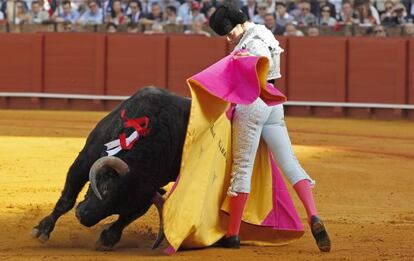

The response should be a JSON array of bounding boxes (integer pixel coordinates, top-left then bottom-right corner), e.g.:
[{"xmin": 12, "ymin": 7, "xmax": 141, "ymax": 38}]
[{"xmin": 75, "ymin": 204, "xmax": 98, "ymax": 227}]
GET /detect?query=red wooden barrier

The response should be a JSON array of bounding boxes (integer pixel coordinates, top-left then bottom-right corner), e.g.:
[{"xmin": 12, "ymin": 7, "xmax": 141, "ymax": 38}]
[
  {"xmin": 0, "ymin": 34, "xmax": 412, "ymax": 119},
  {"xmin": 0, "ymin": 34, "xmax": 42, "ymax": 93},
  {"xmin": 43, "ymin": 33, "xmax": 106, "ymax": 95},
  {"xmin": 409, "ymin": 39, "xmax": 414, "ymax": 120},
  {"xmin": 0, "ymin": 34, "xmax": 43, "ymax": 109},
  {"xmin": 347, "ymin": 38, "xmax": 407, "ymax": 118},
  {"xmin": 274, "ymin": 36, "xmax": 288, "ymax": 96},
  {"xmin": 167, "ymin": 35, "xmax": 228, "ymax": 97},
  {"xmin": 106, "ymin": 34, "xmax": 168, "ymax": 95},
  {"xmin": 287, "ymin": 37, "xmax": 347, "ymax": 116}
]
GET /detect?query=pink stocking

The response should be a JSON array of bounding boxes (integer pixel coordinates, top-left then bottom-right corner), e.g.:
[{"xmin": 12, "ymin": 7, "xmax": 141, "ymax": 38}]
[
  {"xmin": 293, "ymin": 179, "xmax": 318, "ymax": 224},
  {"xmin": 227, "ymin": 192, "xmax": 249, "ymax": 237}
]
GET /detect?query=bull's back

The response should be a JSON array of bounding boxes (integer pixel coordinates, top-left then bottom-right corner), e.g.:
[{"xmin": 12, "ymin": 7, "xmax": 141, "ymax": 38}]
[{"xmin": 84, "ymin": 87, "xmax": 191, "ymax": 185}]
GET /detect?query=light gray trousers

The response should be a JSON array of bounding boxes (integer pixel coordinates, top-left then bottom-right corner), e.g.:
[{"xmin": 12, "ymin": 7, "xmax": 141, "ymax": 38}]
[{"xmin": 228, "ymin": 98, "xmax": 315, "ymax": 196}]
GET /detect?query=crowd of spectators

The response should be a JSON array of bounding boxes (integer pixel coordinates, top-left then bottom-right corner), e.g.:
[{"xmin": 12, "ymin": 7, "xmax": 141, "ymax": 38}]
[{"xmin": 0, "ymin": 0, "xmax": 413, "ymax": 36}]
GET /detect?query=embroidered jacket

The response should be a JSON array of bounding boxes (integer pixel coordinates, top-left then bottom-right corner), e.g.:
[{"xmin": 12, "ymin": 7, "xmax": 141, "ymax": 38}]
[{"xmin": 234, "ymin": 22, "xmax": 284, "ymax": 80}]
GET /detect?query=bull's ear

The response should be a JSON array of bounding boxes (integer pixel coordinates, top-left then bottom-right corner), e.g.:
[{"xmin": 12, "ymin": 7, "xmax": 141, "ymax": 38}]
[
  {"xmin": 89, "ymin": 156, "xmax": 130, "ymax": 200},
  {"xmin": 101, "ymin": 184, "xmax": 109, "ymax": 195}
]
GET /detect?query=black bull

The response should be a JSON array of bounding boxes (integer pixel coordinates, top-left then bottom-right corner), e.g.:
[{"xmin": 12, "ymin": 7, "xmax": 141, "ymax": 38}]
[{"xmin": 32, "ymin": 87, "xmax": 191, "ymax": 250}]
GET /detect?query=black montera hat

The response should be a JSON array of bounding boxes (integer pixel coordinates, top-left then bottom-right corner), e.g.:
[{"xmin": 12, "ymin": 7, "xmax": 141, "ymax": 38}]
[{"xmin": 209, "ymin": 5, "xmax": 247, "ymax": 36}]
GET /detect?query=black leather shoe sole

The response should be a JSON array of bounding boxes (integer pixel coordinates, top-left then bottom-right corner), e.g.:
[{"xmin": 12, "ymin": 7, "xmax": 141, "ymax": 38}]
[
  {"xmin": 311, "ymin": 216, "xmax": 331, "ymax": 252},
  {"xmin": 216, "ymin": 235, "xmax": 240, "ymax": 249}
]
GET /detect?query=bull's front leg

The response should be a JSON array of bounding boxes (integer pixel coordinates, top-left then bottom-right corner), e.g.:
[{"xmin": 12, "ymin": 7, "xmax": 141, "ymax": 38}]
[
  {"xmin": 32, "ymin": 156, "xmax": 90, "ymax": 242},
  {"xmin": 96, "ymin": 192, "xmax": 164, "ymax": 251},
  {"xmin": 95, "ymin": 206, "xmax": 151, "ymax": 251}
]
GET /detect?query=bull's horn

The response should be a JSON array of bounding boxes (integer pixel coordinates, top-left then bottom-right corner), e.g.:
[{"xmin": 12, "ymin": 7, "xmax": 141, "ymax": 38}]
[
  {"xmin": 152, "ymin": 192, "xmax": 165, "ymax": 249},
  {"xmin": 89, "ymin": 156, "xmax": 130, "ymax": 200}
]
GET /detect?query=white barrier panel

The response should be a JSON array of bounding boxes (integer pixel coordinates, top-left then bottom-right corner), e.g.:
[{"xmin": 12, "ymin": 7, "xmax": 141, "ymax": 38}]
[{"xmin": 1, "ymin": 92, "xmax": 414, "ymax": 110}]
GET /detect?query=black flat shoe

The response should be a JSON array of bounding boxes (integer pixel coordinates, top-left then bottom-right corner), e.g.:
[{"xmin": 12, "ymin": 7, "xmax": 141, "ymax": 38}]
[
  {"xmin": 310, "ymin": 215, "xmax": 331, "ymax": 252},
  {"xmin": 216, "ymin": 235, "xmax": 240, "ymax": 249}
]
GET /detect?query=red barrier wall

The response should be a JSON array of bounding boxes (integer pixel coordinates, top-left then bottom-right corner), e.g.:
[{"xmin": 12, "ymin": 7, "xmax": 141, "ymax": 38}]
[
  {"xmin": 0, "ymin": 34, "xmax": 42, "ymax": 92},
  {"xmin": 409, "ymin": 40, "xmax": 414, "ymax": 120},
  {"xmin": 348, "ymin": 38, "xmax": 407, "ymax": 118},
  {"xmin": 288, "ymin": 37, "xmax": 347, "ymax": 101},
  {"xmin": 0, "ymin": 34, "xmax": 413, "ymax": 119},
  {"xmin": 43, "ymin": 33, "xmax": 106, "ymax": 95},
  {"xmin": 348, "ymin": 38, "xmax": 407, "ymax": 103},
  {"xmin": 106, "ymin": 34, "xmax": 167, "ymax": 95},
  {"xmin": 167, "ymin": 35, "xmax": 228, "ymax": 96},
  {"xmin": 287, "ymin": 37, "xmax": 347, "ymax": 116},
  {"xmin": 274, "ymin": 36, "xmax": 287, "ymax": 96}
]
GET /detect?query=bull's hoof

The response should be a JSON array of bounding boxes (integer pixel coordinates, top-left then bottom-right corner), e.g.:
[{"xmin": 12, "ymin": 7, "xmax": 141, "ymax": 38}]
[
  {"xmin": 95, "ymin": 229, "xmax": 121, "ymax": 251},
  {"xmin": 95, "ymin": 239, "xmax": 115, "ymax": 251},
  {"xmin": 39, "ymin": 233, "xmax": 50, "ymax": 243},
  {"xmin": 31, "ymin": 227, "xmax": 50, "ymax": 243},
  {"xmin": 31, "ymin": 228, "xmax": 40, "ymax": 238},
  {"xmin": 32, "ymin": 216, "xmax": 55, "ymax": 243}
]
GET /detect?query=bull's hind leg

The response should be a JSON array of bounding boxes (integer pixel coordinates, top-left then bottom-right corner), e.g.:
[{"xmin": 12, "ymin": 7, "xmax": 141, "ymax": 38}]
[{"xmin": 32, "ymin": 156, "xmax": 90, "ymax": 242}]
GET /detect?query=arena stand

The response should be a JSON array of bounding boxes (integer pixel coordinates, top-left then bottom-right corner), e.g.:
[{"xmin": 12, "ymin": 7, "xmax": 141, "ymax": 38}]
[
  {"xmin": 0, "ymin": 0, "xmax": 414, "ymax": 36},
  {"xmin": 0, "ymin": 22, "xmax": 412, "ymax": 36}
]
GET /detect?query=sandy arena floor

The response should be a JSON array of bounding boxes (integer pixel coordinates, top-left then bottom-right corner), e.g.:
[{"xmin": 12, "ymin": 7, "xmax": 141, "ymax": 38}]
[{"xmin": 0, "ymin": 110, "xmax": 413, "ymax": 260}]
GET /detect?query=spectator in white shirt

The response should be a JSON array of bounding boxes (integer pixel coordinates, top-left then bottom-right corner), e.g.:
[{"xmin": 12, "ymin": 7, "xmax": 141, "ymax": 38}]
[
  {"xmin": 13, "ymin": 1, "xmax": 30, "ymax": 24},
  {"xmin": 241, "ymin": 0, "xmax": 257, "ymax": 21},
  {"xmin": 29, "ymin": 0, "xmax": 49, "ymax": 24},
  {"xmin": 265, "ymin": 0, "xmax": 275, "ymax": 13},
  {"xmin": 178, "ymin": 0, "xmax": 193, "ymax": 25},
  {"xmin": 252, "ymin": 2, "xmax": 267, "ymax": 24},
  {"xmin": 366, "ymin": 0, "xmax": 380, "ymax": 25},
  {"xmin": 77, "ymin": 0, "xmax": 103, "ymax": 25},
  {"xmin": 356, "ymin": 3, "xmax": 377, "ymax": 26}
]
